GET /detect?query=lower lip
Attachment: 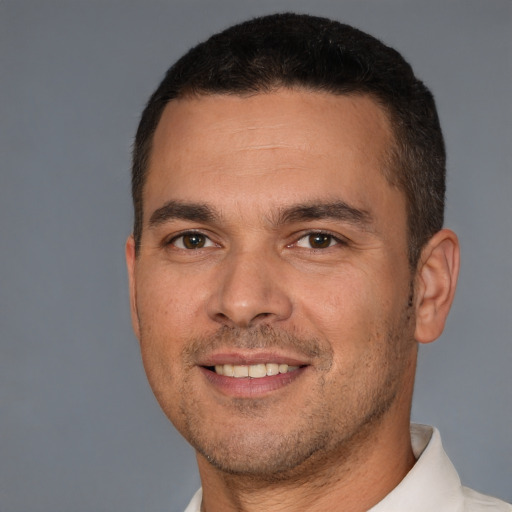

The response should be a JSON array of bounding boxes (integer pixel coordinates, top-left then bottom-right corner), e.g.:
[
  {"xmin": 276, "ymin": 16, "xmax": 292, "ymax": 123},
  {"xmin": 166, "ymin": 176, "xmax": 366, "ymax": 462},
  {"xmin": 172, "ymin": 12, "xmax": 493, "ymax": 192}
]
[{"xmin": 199, "ymin": 366, "xmax": 307, "ymax": 397}]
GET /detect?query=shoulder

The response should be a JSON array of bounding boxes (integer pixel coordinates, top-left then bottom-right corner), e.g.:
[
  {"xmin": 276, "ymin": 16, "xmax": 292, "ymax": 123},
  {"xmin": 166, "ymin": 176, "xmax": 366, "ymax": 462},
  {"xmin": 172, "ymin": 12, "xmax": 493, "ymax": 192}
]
[{"xmin": 462, "ymin": 486, "xmax": 512, "ymax": 512}]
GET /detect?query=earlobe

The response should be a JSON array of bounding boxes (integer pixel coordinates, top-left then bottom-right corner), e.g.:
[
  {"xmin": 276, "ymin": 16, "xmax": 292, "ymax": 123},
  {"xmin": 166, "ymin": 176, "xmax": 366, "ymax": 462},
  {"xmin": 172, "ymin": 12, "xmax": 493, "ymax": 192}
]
[
  {"xmin": 125, "ymin": 235, "xmax": 141, "ymax": 340},
  {"xmin": 414, "ymin": 229, "xmax": 460, "ymax": 344}
]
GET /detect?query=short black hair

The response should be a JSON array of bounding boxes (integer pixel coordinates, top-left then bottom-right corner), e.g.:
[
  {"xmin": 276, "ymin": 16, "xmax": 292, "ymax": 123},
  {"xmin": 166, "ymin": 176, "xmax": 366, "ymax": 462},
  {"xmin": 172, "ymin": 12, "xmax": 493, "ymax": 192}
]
[{"xmin": 132, "ymin": 12, "xmax": 445, "ymax": 267}]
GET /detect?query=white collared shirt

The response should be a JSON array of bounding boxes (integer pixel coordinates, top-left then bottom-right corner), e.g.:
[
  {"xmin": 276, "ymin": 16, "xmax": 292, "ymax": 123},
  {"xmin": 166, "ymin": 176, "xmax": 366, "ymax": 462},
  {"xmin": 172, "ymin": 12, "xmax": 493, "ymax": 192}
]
[{"xmin": 184, "ymin": 424, "xmax": 511, "ymax": 512}]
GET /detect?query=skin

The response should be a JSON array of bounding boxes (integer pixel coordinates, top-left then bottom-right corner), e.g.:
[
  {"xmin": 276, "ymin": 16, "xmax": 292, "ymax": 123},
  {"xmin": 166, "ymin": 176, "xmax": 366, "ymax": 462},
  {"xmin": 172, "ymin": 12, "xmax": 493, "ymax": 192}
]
[{"xmin": 126, "ymin": 90, "xmax": 459, "ymax": 512}]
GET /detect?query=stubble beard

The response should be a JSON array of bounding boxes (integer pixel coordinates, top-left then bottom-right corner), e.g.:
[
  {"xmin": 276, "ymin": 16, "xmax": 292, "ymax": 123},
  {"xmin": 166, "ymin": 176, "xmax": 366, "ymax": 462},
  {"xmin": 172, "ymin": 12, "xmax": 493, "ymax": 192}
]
[{"xmin": 167, "ymin": 303, "xmax": 416, "ymax": 483}]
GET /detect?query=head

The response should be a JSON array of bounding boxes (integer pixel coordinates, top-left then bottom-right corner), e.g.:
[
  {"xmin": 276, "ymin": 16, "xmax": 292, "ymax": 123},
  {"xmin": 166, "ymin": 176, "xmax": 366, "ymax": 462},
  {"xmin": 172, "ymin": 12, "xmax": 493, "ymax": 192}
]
[
  {"xmin": 126, "ymin": 13, "xmax": 459, "ymax": 484},
  {"xmin": 132, "ymin": 12, "xmax": 446, "ymax": 268}
]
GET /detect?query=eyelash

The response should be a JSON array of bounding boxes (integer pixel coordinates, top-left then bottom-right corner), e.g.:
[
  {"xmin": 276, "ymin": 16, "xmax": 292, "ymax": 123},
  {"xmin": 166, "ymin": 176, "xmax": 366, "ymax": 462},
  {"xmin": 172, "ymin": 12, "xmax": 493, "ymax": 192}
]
[
  {"xmin": 293, "ymin": 231, "xmax": 347, "ymax": 250},
  {"xmin": 166, "ymin": 231, "xmax": 217, "ymax": 250},
  {"xmin": 166, "ymin": 230, "xmax": 347, "ymax": 251}
]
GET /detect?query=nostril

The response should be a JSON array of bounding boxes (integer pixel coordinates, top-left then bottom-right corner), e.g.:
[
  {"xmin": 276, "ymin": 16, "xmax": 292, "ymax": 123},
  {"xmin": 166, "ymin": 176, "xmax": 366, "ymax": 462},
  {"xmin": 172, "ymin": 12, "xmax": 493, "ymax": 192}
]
[
  {"xmin": 212, "ymin": 310, "xmax": 275, "ymax": 329},
  {"xmin": 254, "ymin": 312, "xmax": 272, "ymax": 321}
]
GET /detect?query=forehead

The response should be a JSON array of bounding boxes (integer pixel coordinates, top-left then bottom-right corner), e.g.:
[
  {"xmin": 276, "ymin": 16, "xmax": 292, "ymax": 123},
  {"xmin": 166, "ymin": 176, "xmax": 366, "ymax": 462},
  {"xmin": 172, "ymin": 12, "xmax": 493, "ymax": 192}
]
[{"xmin": 144, "ymin": 90, "xmax": 402, "ymax": 225}]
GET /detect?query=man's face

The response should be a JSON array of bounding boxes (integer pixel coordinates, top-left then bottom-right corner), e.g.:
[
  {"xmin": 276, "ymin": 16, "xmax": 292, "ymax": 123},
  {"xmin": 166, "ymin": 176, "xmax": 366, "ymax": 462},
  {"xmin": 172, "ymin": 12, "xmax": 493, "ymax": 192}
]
[{"xmin": 127, "ymin": 90, "xmax": 418, "ymax": 477}]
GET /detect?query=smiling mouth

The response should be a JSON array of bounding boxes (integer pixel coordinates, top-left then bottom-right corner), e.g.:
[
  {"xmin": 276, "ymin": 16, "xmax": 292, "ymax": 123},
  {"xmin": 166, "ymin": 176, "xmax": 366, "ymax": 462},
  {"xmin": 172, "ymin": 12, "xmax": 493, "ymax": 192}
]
[{"xmin": 207, "ymin": 363, "xmax": 301, "ymax": 378}]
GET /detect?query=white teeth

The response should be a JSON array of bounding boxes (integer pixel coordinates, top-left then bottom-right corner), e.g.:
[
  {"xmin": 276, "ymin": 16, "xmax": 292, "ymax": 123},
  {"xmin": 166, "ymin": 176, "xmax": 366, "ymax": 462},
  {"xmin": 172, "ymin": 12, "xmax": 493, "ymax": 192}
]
[
  {"xmin": 213, "ymin": 363, "xmax": 300, "ymax": 378},
  {"xmin": 233, "ymin": 365, "xmax": 249, "ymax": 378},
  {"xmin": 222, "ymin": 364, "xmax": 234, "ymax": 377},
  {"xmin": 248, "ymin": 364, "xmax": 267, "ymax": 378},
  {"xmin": 266, "ymin": 363, "xmax": 279, "ymax": 376}
]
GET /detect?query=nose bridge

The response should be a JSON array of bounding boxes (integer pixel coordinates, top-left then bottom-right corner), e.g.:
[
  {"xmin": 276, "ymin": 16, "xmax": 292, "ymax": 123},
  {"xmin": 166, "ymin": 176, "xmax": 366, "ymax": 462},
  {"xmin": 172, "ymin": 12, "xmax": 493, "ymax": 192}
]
[{"xmin": 208, "ymin": 245, "xmax": 292, "ymax": 328}]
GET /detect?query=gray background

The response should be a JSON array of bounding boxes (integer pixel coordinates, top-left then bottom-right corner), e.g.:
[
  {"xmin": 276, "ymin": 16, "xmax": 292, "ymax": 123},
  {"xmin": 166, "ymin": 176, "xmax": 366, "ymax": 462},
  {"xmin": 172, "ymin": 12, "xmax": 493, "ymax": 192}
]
[{"xmin": 1, "ymin": 1, "xmax": 510, "ymax": 511}]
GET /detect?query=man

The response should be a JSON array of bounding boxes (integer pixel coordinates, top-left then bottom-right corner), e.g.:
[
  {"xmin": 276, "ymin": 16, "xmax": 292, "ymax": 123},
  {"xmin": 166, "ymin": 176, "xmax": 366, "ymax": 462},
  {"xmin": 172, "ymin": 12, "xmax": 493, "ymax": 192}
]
[{"xmin": 126, "ymin": 13, "xmax": 511, "ymax": 512}]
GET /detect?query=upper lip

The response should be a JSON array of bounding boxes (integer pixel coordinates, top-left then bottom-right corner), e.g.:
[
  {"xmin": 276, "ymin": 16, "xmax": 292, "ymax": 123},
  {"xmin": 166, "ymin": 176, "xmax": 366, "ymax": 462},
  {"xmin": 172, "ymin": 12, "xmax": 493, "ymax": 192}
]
[{"xmin": 197, "ymin": 350, "xmax": 311, "ymax": 367}]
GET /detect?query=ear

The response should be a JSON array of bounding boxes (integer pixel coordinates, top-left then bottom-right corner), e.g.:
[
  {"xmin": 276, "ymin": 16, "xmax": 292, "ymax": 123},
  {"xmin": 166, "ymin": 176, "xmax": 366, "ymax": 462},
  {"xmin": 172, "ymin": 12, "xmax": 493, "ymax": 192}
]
[
  {"xmin": 414, "ymin": 229, "xmax": 460, "ymax": 344},
  {"xmin": 125, "ymin": 235, "xmax": 141, "ymax": 340}
]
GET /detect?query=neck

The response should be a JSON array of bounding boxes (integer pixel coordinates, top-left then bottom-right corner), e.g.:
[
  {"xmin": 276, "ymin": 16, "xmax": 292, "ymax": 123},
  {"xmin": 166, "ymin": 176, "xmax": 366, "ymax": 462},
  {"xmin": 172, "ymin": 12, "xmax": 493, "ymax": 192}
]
[{"xmin": 197, "ymin": 412, "xmax": 415, "ymax": 512}]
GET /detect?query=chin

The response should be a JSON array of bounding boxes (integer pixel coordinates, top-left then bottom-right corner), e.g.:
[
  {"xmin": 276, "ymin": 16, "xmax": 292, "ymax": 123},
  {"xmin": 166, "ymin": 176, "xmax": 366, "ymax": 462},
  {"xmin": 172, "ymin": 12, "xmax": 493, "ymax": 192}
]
[{"xmin": 193, "ymin": 429, "xmax": 329, "ymax": 479}]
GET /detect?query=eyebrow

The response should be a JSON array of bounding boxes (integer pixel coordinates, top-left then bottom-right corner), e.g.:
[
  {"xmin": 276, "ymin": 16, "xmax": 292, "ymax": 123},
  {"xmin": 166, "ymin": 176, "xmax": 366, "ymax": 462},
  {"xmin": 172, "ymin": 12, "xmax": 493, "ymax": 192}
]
[
  {"xmin": 149, "ymin": 200, "xmax": 219, "ymax": 227},
  {"xmin": 275, "ymin": 201, "xmax": 373, "ymax": 230},
  {"xmin": 149, "ymin": 198, "xmax": 373, "ymax": 231}
]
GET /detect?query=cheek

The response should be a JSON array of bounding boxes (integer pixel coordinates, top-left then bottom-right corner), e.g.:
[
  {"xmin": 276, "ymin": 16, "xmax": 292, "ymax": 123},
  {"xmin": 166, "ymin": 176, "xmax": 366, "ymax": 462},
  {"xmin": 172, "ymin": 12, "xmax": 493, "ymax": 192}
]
[
  {"xmin": 136, "ymin": 268, "xmax": 209, "ymax": 340},
  {"xmin": 134, "ymin": 272, "xmax": 202, "ymax": 390},
  {"xmin": 295, "ymin": 263, "xmax": 408, "ymax": 351},
  {"xmin": 295, "ymin": 267, "xmax": 376, "ymax": 327}
]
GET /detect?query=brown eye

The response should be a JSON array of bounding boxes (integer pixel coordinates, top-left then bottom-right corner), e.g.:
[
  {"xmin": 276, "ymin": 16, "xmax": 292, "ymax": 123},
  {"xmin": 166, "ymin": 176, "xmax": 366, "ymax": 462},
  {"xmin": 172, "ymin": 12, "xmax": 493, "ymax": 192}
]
[
  {"xmin": 295, "ymin": 232, "xmax": 341, "ymax": 250},
  {"xmin": 182, "ymin": 234, "xmax": 206, "ymax": 249},
  {"xmin": 308, "ymin": 233, "xmax": 333, "ymax": 249},
  {"xmin": 172, "ymin": 233, "xmax": 213, "ymax": 250}
]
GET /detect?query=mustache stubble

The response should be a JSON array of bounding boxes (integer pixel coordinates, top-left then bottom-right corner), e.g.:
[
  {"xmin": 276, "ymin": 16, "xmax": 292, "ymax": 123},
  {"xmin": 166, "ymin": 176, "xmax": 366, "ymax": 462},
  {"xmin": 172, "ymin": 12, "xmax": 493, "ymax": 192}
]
[{"xmin": 182, "ymin": 324, "xmax": 333, "ymax": 370}]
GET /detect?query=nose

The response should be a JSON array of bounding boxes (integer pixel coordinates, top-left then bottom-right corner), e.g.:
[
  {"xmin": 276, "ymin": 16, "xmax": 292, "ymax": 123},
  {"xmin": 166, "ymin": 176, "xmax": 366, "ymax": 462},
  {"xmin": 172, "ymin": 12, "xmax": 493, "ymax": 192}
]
[{"xmin": 207, "ymin": 249, "xmax": 293, "ymax": 328}]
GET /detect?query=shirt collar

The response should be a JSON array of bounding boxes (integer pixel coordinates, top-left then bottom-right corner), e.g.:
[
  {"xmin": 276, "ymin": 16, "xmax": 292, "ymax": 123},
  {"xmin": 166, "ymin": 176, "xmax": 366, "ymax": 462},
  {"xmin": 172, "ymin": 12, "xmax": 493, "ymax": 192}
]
[
  {"xmin": 185, "ymin": 424, "xmax": 467, "ymax": 512},
  {"xmin": 369, "ymin": 423, "xmax": 464, "ymax": 512}
]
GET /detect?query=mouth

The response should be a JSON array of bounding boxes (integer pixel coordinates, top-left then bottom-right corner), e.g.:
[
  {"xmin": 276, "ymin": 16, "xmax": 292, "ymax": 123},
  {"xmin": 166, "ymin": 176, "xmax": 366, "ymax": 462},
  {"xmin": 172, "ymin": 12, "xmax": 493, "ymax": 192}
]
[
  {"xmin": 207, "ymin": 363, "xmax": 300, "ymax": 378},
  {"xmin": 198, "ymin": 354, "xmax": 309, "ymax": 397}
]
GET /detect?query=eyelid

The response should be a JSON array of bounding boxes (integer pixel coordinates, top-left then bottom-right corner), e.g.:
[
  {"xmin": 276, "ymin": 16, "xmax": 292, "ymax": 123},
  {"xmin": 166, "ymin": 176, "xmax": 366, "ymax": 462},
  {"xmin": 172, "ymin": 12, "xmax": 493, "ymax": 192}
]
[
  {"xmin": 166, "ymin": 230, "xmax": 217, "ymax": 249},
  {"xmin": 292, "ymin": 230, "xmax": 348, "ymax": 249},
  {"xmin": 163, "ymin": 228, "xmax": 348, "ymax": 250}
]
